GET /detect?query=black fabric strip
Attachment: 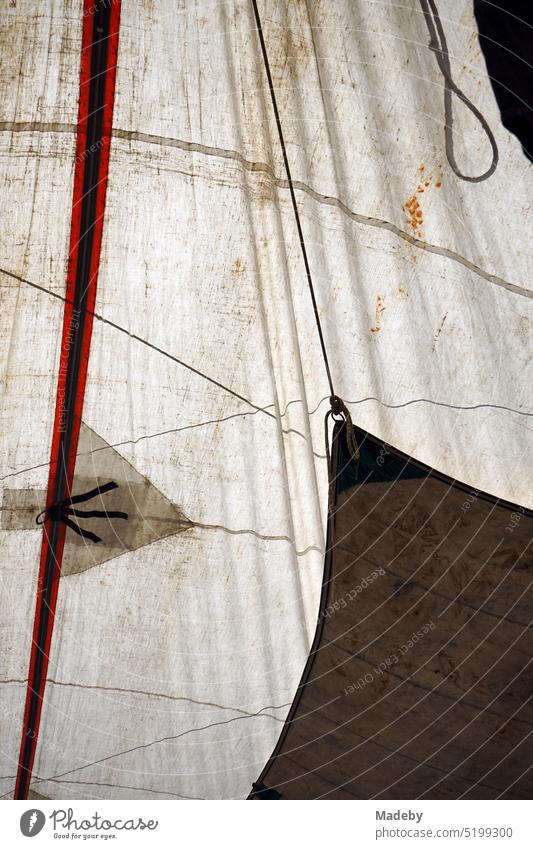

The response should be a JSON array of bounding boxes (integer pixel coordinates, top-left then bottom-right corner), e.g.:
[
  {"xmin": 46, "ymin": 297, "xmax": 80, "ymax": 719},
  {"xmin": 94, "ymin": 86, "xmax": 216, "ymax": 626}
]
[
  {"xmin": 36, "ymin": 480, "xmax": 129, "ymax": 545},
  {"xmin": 67, "ymin": 480, "xmax": 118, "ymax": 504}
]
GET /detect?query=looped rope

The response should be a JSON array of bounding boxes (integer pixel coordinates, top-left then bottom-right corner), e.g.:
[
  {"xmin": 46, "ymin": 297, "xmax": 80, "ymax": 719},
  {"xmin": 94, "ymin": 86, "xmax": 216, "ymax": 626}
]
[
  {"xmin": 325, "ymin": 396, "xmax": 359, "ymax": 515},
  {"xmin": 36, "ymin": 481, "xmax": 128, "ymax": 544},
  {"xmin": 419, "ymin": 0, "xmax": 498, "ymax": 183}
]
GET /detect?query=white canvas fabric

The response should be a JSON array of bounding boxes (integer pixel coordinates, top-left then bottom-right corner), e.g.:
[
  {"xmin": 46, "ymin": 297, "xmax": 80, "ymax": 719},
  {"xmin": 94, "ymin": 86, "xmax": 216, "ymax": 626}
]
[
  {"xmin": 0, "ymin": 0, "xmax": 531, "ymax": 799},
  {"xmin": 0, "ymin": 0, "xmax": 81, "ymax": 800}
]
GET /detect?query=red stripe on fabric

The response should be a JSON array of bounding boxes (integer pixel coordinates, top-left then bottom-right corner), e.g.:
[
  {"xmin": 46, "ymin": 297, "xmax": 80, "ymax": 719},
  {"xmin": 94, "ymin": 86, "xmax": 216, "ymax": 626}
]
[{"xmin": 14, "ymin": 0, "xmax": 121, "ymax": 799}]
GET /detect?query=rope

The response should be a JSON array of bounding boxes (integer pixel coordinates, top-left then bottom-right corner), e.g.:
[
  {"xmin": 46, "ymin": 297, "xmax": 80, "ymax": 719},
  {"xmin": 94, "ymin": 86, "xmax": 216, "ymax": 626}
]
[
  {"xmin": 251, "ymin": 0, "xmax": 334, "ymax": 399},
  {"xmin": 36, "ymin": 480, "xmax": 128, "ymax": 544},
  {"xmin": 251, "ymin": 1, "xmax": 360, "ymax": 488},
  {"xmin": 419, "ymin": 0, "xmax": 498, "ymax": 182}
]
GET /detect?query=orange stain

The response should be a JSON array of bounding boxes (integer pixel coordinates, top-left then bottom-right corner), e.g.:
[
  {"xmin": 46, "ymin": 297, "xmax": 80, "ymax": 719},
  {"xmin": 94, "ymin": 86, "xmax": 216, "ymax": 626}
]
[
  {"xmin": 370, "ymin": 295, "xmax": 386, "ymax": 334},
  {"xmin": 403, "ymin": 195, "xmax": 423, "ymax": 236}
]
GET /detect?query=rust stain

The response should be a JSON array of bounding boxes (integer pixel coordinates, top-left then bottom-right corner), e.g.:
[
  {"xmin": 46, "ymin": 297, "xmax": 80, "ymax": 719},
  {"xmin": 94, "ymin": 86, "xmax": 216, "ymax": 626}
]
[
  {"xmin": 233, "ymin": 257, "xmax": 244, "ymax": 274},
  {"xmin": 370, "ymin": 295, "xmax": 386, "ymax": 334},
  {"xmin": 396, "ymin": 286, "xmax": 408, "ymax": 301},
  {"xmin": 403, "ymin": 164, "xmax": 444, "ymax": 237},
  {"xmin": 403, "ymin": 194, "xmax": 424, "ymax": 237}
]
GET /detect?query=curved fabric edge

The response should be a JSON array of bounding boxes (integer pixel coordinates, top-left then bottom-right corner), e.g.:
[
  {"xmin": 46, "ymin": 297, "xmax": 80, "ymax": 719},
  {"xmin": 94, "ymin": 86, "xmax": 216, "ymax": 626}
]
[{"xmin": 249, "ymin": 420, "xmax": 533, "ymax": 799}]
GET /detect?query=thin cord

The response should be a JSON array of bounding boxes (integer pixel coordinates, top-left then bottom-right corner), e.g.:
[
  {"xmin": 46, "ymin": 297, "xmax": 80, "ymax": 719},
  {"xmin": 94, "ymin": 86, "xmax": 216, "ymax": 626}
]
[
  {"xmin": 419, "ymin": 0, "xmax": 498, "ymax": 182},
  {"xmin": 251, "ymin": 1, "xmax": 360, "ymax": 492},
  {"xmin": 251, "ymin": 0, "xmax": 335, "ymax": 398}
]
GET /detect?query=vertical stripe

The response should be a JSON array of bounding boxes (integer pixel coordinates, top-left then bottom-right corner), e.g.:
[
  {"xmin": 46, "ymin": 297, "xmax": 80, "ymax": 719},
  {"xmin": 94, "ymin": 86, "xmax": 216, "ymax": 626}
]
[{"xmin": 14, "ymin": 0, "xmax": 121, "ymax": 800}]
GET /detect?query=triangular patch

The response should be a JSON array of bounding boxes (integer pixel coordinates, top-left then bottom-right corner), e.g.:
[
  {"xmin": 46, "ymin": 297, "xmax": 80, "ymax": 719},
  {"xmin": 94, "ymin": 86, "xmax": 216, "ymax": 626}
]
[{"xmin": 2, "ymin": 422, "xmax": 192, "ymax": 576}]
